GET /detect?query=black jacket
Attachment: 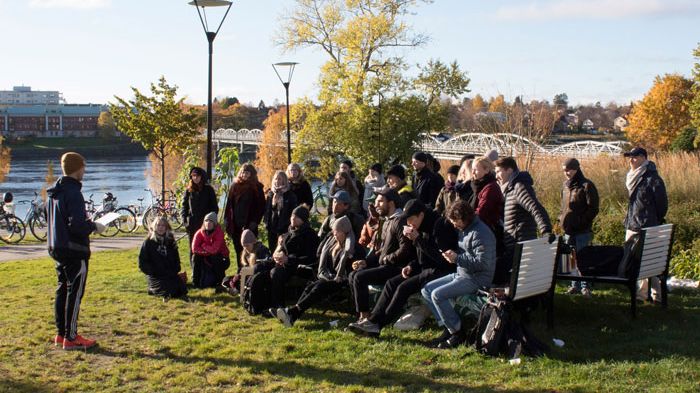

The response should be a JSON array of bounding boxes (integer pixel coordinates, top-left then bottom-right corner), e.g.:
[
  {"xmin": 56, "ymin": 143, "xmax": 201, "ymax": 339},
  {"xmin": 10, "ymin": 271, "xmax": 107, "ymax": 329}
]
[
  {"xmin": 182, "ymin": 185, "xmax": 218, "ymax": 231},
  {"xmin": 281, "ymin": 223, "xmax": 320, "ymax": 269},
  {"xmin": 138, "ymin": 235, "xmax": 181, "ymax": 279},
  {"xmin": 502, "ymin": 171, "xmax": 552, "ymax": 252},
  {"xmin": 412, "ymin": 167, "xmax": 440, "ymax": 208},
  {"xmin": 559, "ymin": 170, "xmax": 599, "ymax": 235},
  {"xmin": 408, "ymin": 209, "xmax": 457, "ymax": 273},
  {"xmin": 374, "ymin": 209, "xmax": 415, "ymax": 266},
  {"xmin": 624, "ymin": 161, "xmax": 668, "ymax": 232},
  {"xmin": 290, "ymin": 180, "xmax": 314, "ymax": 208},
  {"xmin": 264, "ymin": 190, "xmax": 298, "ymax": 235},
  {"xmin": 46, "ymin": 176, "xmax": 96, "ymax": 261}
]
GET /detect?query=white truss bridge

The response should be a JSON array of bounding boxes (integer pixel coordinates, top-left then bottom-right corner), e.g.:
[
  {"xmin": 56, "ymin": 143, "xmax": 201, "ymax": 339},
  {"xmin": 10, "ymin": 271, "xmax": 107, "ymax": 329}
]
[{"xmin": 213, "ymin": 128, "xmax": 628, "ymax": 159}]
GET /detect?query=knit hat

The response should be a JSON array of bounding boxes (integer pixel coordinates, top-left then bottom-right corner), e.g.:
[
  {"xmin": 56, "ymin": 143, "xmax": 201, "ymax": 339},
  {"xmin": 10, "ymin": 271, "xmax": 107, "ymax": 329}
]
[
  {"xmin": 292, "ymin": 205, "xmax": 310, "ymax": 223},
  {"xmin": 204, "ymin": 212, "xmax": 217, "ymax": 223},
  {"xmin": 563, "ymin": 158, "xmax": 580, "ymax": 171},
  {"xmin": 402, "ymin": 199, "xmax": 426, "ymax": 218},
  {"xmin": 447, "ymin": 165, "xmax": 460, "ymax": 176},
  {"xmin": 370, "ymin": 163, "xmax": 383, "ymax": 174},
  {"xmin": 240, "ymin": 229, "xmax": 256, "ymax": 245},
  {"xmin": 386, "ymin": 164, "xmax": 406, "ymax": 180},
  {"xmin": 486, "ymin": 149, "xmax": 499, "ymax": 162},
  {"xmin": 412, "ymin": 151, "xmax": 428, "ymax": 163},
  {"xmin": 332, "ymin": 215, "xmax": 352, "ymax": 235},
  {"xmin": 61, "ymin": 152, "xmax": 86, "ymax": 175}
]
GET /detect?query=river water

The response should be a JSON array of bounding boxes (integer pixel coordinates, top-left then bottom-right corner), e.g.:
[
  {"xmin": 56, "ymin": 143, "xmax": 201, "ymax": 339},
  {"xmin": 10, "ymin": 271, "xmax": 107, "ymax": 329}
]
[{"xmin": 0, "ymin": 156, "xmax": 152, "ymax": 219}]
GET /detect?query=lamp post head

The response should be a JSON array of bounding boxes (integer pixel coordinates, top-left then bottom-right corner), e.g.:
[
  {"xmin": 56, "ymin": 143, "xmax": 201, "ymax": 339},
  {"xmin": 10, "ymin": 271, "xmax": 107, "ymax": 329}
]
[
  {"xmin": 189, "ymin": 0, "xmax": 233, "ymax": 36},
  {"xmin": 189, "ymin": 0, "xmax": 232, "ymax": 7},
  {"xmin": 272, "ymin": 62, "xmax": 299, "ymax": 86}
]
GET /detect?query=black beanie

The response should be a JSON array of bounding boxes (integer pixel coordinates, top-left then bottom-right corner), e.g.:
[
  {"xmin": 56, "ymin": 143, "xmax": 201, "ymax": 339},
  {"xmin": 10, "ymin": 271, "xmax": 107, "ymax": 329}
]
[
  {"xmin": 402, "ymin": 199, "xmax": 426, "ymax": 218},
  {"xmin": 292, "ymin": 205, "xmax": 310, "ymax": 223},
  {"xmin": 412, "ymin": 151, "xmax": 428, "ymax": 163},
  {"xmin": 370, "ymin": 163, "xmax": 383, "ymax": 174},
  {"xmin": 447, "ymin": 165, "xmax": 460, "ymax": 176},
  {"xmin": 386, "ymin": 164, "xmax": 406, "ymax": 180}
]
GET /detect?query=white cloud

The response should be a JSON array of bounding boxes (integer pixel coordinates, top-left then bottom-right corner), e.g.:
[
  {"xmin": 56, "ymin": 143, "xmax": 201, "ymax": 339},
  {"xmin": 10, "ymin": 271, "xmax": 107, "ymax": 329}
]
[
  {"xmin": 29, "ymin": 0, "xmax": 110, "ymax": 9},
  {"xmin": 495, "ymin": 0, "xmax": 700, "ymax": 21}
]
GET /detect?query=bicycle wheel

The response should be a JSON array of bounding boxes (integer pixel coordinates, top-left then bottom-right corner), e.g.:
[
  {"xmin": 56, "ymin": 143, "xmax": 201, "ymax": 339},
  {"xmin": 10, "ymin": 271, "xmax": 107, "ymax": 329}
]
[
  {"xmin": 142, "ymin": 206, "xmax": 160, "ymax": 230},
  {"xmin": 94, "ymin": 211, "xmax": 119, "ymax": 237},
  {"xmin": 314, "ymin": 195, "xmax": 328, "ymax": 215},
  {"xmin": 29, "ymin": 211, "xmax": 48, "ymax": 241},
  {"xmin": 166, "ymin": 206, "xmax": 183, "ymax": 230},
  {"xmin": 0, "ymin": 214, "xmax": 26, "ymax": 244},
  {"xmin": 115, "ymin": 207, "xmax": 137, "ymax": 233}
]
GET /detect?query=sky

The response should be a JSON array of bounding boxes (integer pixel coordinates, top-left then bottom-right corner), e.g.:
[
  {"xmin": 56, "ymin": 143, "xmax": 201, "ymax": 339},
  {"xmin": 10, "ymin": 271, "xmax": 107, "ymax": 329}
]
[{"xmin": 1, "ymin": 0, "xmax": 699, "ymax": 107}]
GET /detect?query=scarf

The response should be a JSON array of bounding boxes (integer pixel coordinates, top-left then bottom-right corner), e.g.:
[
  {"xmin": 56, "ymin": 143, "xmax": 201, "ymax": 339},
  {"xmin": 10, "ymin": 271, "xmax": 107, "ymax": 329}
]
[
  {"xmin": 565, "ymin": 170, "xmax": 585, "ymax": 189},
  {"xmin": 444, "ymin": 180, "xmax": 456, "ymax": 192},
  {"xmin": 231, "ymin": 178, "xmax": 258, "ymax": 203},
  {"xmin": 272, "ymin": 183, "xmax": 290, "ymax": 208},
  {"xmin": 469, "ymin": 173, "xmax": 496, "ymax": 209},
  {"xmin": 626, "ymin": 161, "xmax": 648, "ymax": 195}
]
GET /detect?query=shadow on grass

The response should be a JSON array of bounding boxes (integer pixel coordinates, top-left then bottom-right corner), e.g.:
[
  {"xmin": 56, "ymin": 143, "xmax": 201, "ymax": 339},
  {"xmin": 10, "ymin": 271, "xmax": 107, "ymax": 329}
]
[
  {"xmin": 91, "ymin": 347, "xmax": 544, "ymax": 393},
  {"xmin": 0, "ymin": 378, "xmax": 53, "ymax": 393}
]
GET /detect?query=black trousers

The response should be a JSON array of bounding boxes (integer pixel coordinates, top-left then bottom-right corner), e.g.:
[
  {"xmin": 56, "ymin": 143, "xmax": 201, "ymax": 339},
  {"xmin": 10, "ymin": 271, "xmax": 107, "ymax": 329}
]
[
  {"xmin": 267, "ymin": 231, "xmax": 280, "ymax": 254},
  {"xmin": 54, "ymin": 258, "xmax": 89, "ymax": 341},
  {"xmin": 256, "ymin": 262, "xmax": 296, "ymax": 308},
  {"xmin": 369, "ymin": 268, "xmax": 452, "ymax": 327},
  {"xmin": 147, "ymin": 275, "xmax": 188, "ymax": 298},
  {"xmin": 296, "ymin": 280, "xmax": 346, "ymax": 313},
  {"xmin": 349, "ymin": 264, "xmax": 402, "ymax": 313}
]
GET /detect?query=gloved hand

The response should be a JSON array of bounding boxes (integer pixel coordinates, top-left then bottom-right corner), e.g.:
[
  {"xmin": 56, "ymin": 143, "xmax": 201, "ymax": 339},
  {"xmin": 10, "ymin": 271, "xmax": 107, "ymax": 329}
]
[
  {"xmin": 545, "ymin": 232, "xmax": 557, "ymax": 244},
  {"xmin": 94, "ymin": 222, "xmax": 106, "ymax": 234}
]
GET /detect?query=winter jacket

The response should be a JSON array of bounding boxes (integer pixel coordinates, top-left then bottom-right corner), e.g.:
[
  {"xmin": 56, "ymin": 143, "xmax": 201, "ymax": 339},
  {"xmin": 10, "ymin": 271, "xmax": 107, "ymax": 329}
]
[
  {"xmin": 454, "ymin": 216, "xmax": 497, "ymax": 288},
  {"xmin": 280, "ymin": 223, "xmax": 320, "ymax": 269},
  {"xmin": 182, "ymin": 185, "xmax": 218, "ymax": 232},
  {"xmin": 502, "ymin": 171, "xmax": 552, "ymax": 253},
  {"xmin": 408, "ymin": 209, "xmax": 457, "ymax": 273},
  {"xmin": 263, "ymin": 189, "xmax": 298, "ymax": 235},
  {"xmin": 224, "ymin": 179, "xmax": 265, "ymax": 235},
  {"xmin": 393, "ymin": 181, "xmax": 416, "ymax": 209},
  {"xmin": 318, "ymin": 211, "xmax": 364, "ymax": 244},
  {"xmin": 624, "ymin": 161, "xmax": 668, "ymax": 232},
  {"xmin": 412, "ymin": 167, "xmax": 440, "ymax": 208},
  {"xmin": 139, "ymin": 235, "xmax": 181, "ymax": 279},
  {"xmin": 240, "ymin": 241, "xmax": 271, "ymax": 267},
  {"xmin": 559, "ymin": 170, "xmax": 599, "ymax": 235},
  {"xmin": 46, "ymin": 176, "xmax": 96, "ymax": 261},
  {"xmin": 373, "ymin": 208, "xmax": 415, "ymax": 266},
  {"xmin": 290, "ymin": 179, "xmax": 314, "ymax": 209},
  {"xmin": 192, "ymin": 226, "xmax": 230, "ymax": 257},
  {"xmin": 317, "ymin": 234, "xmax": 356, "ymax": 281},
  {"xmin": 435, "ymin": 184, "xmax": 459, "ymax": 216},
  {"xmin": 471, "ymin": 174, "xmax": 504, "ymax": 229},
  {"xmin": 363, "ymin": 175, "xmax": 385, "ymax": 212}
]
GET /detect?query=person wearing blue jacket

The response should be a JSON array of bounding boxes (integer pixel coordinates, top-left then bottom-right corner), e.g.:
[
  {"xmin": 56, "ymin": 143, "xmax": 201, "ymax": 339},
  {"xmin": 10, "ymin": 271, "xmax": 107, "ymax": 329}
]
[
  {"xmin": 46, "ymin": 152, "xmax": 105, "ymax": 350},
  {"xmin": 421, "ymin": 199, "xmax": 496, "ymax": 349}
]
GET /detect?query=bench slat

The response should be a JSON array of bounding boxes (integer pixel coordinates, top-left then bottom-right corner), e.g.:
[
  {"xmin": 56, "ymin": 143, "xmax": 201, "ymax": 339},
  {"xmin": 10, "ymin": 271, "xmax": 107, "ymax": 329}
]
[
  {"xmin": 642, "ymin": 236, "xmax": 672, "ymax": 249},
  {"xmin": 640, "ymin": 249, "xmax": 669, "ymax": 263},
  {"xmin": 642, "ymin": 243, "xmax": 671, "ymax": 256}
]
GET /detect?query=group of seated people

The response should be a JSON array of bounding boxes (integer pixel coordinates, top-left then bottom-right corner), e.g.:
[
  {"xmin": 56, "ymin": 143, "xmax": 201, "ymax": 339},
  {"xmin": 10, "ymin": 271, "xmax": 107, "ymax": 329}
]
[{"xmin": 138, "ymin": 149, "xmax": 555, "ymax": 349}]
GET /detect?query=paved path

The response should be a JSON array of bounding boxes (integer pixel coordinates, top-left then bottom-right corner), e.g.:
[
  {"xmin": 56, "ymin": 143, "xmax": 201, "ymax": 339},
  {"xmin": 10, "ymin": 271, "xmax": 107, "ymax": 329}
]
[{"xmin": 0, "ymin": 233, "xmax": 188, "ymax": 263}]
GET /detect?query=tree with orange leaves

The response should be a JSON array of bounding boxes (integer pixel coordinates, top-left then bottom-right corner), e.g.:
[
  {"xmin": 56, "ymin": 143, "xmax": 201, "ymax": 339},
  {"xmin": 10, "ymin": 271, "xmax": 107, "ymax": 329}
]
[{"xmin": 254, "ymin": 108, "xmax": 289, "ymax": 189}]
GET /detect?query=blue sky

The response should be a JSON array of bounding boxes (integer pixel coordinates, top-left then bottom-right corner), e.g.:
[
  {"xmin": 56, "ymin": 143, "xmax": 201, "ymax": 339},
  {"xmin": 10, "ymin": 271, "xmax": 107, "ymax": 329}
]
[{"xmin": 1, "ymin": 0, "xmax": 699, "ymax": 107}]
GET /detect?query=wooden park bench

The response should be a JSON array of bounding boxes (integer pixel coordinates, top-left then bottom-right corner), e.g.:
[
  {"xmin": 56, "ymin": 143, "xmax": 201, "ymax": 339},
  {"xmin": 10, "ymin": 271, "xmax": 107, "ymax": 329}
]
[{"xmin": 549, "ymin": 223, "xmax": 674, "ymax": 322}]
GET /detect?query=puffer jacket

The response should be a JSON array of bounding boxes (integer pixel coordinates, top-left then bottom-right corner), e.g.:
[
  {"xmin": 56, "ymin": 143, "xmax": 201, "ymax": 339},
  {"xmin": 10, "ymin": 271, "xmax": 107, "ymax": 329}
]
[
  {"xmin": 624, "ymin": 161, "xmax": 668, "ymax": 232},
  {"xmin": 455, "ymin": 216, "xmax": 497, "ymax": 288},
  {"xmin": 559, "ymin": 170, "xmax": 599, "ymax": 235},
  {"xmin": 502, "ymin": 171, "xmax": 552, "ymax": 252},
  {"xmin": 46, "ymin": 176, "xmax": 96, "ymax": 261}
]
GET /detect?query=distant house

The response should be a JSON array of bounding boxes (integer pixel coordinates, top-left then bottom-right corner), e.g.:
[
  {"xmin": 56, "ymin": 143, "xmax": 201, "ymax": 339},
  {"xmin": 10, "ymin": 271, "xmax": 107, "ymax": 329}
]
[
  {"xmin": 614, "ymin": 116, "xmax": 629, "ymax": 131},
  {"xmin": 582, "ymin": 119, "xmax": 595, "ymax": 131},
  {"xmin": 565, "ymin": 113, "xmax": 579, "ymax": 129}
]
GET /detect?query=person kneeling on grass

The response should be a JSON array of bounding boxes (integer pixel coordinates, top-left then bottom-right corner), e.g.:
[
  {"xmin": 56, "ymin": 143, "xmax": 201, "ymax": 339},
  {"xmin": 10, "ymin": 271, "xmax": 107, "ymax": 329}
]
[
  {"xmin": 421, "ymin": 200, "xmax": 496, "ymax": 349},
  {"xmin": 192, "ymin": 212, "xmax": 231, "ymax": 289},
  {"xmin": 139, "ymin": 216, "xmax": 188, "ymax": 299},
  {"xmin": 275, "ymin": 216, "xmax": 357, "ymax": 327}
]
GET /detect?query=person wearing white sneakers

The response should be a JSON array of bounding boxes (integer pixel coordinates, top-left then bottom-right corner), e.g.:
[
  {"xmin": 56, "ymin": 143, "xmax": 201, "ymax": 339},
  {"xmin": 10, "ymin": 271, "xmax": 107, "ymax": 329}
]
[{"xmin": 47, "ymin": 152, "xmax": 105, "ymax": 350}]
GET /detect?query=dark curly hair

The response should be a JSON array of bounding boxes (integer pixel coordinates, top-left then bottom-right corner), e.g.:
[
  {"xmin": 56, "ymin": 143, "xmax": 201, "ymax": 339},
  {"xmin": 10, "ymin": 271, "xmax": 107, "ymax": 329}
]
[{"xmin": 446, "ymin": 199, "xmax": 475, "ymax": 226}]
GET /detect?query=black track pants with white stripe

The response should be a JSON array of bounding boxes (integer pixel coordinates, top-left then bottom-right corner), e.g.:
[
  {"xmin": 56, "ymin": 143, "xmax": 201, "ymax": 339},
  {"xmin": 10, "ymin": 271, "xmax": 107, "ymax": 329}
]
[{"xmin": 54, "ymin": 259, "xmax": 89, "ymax": 341}]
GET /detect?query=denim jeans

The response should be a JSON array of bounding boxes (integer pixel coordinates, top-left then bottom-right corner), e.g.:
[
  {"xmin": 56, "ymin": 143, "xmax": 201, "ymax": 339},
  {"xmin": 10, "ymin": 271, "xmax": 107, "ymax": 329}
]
[
  {"xmin": 565, "ymin": 232, "xmax": 592, "ymax": 290},
  {"xmin": 421, "ymin": 273, "xmax": 479, "ymax": 334}
]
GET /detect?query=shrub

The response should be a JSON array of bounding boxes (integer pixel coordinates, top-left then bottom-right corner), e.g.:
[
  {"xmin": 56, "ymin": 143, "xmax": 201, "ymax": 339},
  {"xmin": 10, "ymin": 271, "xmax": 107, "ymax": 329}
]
[{"xmin": 670, "ymin": 249, "xmax": 700, "ymax": 280}]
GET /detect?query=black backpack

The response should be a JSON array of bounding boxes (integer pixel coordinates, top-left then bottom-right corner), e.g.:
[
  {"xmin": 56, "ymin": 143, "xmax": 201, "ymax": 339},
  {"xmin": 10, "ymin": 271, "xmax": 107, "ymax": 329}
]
[{"xmin": 242, "ymin": 271, "xmax": 271, "ymax": 315}]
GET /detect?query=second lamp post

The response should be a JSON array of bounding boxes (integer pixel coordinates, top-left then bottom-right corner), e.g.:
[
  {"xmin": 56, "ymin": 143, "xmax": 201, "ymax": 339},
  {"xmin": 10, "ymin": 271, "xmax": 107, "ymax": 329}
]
[{"xmin": 272, "ymin": 62, "xmax": 298, "ymax": 165}]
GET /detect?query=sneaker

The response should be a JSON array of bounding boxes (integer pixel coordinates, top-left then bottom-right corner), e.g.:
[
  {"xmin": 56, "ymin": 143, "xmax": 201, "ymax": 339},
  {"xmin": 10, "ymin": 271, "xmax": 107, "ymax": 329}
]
[
  {"xmin": 581, "ymin": 288, "xmax": 592, "ymax": 298},
  {"xmin": 566, "ymin": 286, "xmax": 580, "ymax": 295},
  {"xmin": 262, "ymin": 308, "xmax": 277, "ymax": 319},
  {"xmin": 62, "ymin": 335, "xmax": 96, "ymax": 350},
  {"xmin": 276, "ymin": 307, "xmax": 297, "ymax": 328},
  {"xmin": 348, "ymin": 319, "xmax": 380, "ymax": 337},
  {"xmin": 437, "ymin": 330, "xmax": 466, "ymax": 349},
  {"xmin": 426, "ymin": 328, "xmax": 452, "ymax": 348},
  {"xmin": 54, "ymin": 335, "xmax": 64, "ymax": 347}
]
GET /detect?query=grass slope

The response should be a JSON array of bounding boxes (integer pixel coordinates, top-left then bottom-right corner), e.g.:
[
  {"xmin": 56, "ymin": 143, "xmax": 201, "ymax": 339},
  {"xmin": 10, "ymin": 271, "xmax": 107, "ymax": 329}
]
[{"xmin": 1, "ymin": 241, "xmax": 699, "ymax": 393}]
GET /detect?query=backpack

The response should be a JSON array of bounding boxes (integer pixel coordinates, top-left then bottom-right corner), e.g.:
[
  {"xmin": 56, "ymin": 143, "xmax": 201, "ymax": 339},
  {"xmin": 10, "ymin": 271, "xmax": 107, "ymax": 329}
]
[
  {"xmin": 469, "ymin": 296, "xmax": 509, "ymax": 356},
  {"xmin": 242, "ymin": 271, "xmax": 271, "ymax": 315}
]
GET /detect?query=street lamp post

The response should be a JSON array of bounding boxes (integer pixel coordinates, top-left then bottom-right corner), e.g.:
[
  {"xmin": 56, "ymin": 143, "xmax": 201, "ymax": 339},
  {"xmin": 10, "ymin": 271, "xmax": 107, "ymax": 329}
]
[
  {"xmin": 189, "ymin": 0, "xmax": 233, "ymax": 180},
  {"xmin": 272, "ymin": 62, "xmax": 298, "ymax": 165}
]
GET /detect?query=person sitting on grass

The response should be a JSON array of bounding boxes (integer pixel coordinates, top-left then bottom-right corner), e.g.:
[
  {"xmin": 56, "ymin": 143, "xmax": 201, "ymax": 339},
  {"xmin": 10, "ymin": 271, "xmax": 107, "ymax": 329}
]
[
  {"xmin": 192, "ymin": 212, "xmax": 231, "ymax": 289},
  {"xmin": 138, "ymin": 216, "xmax": 188, "ymax": 299},
  {"xmin": 223, "ymin": 229, "xmax": 272, "ymax": 295},
  {"xmin": 275, "ymin": 216, "xmax": 357, "ymax": 327},
  {"xmin": 421, "ymin": 200, "xmax": 496, "ymax": 349}
]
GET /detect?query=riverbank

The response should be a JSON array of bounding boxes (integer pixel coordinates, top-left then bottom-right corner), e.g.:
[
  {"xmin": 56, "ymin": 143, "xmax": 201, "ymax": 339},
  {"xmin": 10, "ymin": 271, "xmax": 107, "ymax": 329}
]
[{"xmin": 5, "ymin": 137, "xmax": 147, "ymax": 159}]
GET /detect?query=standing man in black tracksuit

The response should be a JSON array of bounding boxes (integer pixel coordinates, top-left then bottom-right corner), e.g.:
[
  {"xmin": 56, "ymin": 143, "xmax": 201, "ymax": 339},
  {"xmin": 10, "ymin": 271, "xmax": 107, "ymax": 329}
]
[{"xmin": 47, "ymin": 152, "xmax": 105, "ymax": 350}]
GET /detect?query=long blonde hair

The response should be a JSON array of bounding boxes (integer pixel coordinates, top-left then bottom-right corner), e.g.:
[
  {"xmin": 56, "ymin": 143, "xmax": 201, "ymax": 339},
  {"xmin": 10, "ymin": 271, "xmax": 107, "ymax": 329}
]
[{"xmin": 149, "ymin": 216, "xmax": 174, "ymax": 241}]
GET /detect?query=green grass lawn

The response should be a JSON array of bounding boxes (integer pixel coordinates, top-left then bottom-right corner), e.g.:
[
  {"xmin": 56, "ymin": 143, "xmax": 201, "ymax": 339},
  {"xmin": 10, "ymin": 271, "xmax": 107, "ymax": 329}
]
[{"xmin": 1, "ymin": 240, "xmax": 699, "ymax": 393}]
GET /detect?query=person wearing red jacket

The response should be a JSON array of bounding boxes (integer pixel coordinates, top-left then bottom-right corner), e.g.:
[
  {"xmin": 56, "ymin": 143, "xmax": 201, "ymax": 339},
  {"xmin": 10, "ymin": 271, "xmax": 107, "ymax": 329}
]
[
  {"xmin": 468, "ymin": 156, "xmax": 504, "ymax": 229},
  {"xmin": 224, "ymin": 163, "xmax": 265, "ymax": 271},
  {"xmin": 192, "ymin": 212, "xmax": 231, "ymax": 288}
]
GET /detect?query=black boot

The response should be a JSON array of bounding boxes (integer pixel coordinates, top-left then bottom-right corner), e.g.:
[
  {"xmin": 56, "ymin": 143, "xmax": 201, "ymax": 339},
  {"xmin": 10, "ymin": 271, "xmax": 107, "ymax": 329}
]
[
  {"xmin": 427, "ymin": 327, "xmax": 452, "ymax": 348},
  {"xmin": 438, "ymin": 329, "xmax": 466, "ymax": 349}
]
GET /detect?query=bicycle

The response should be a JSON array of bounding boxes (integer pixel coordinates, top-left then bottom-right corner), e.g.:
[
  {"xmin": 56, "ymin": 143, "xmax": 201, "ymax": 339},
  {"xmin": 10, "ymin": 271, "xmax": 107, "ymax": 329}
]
[
  {"xmin": 17, "ymin": 192, "xmax": 48, "ymax": 241},
  {"xmin": 0, "ymin": 199, "xmax": 26, "ymax": 244},
  {"xmin": 84, "ymin": 194, "xmax": 120, "ymax": 237},
  {"xmin": 311, "ymin": 182, "xmax": 329, "ymax": 214},
  {"xmin": 142, "ymin": 189, "xmax": 182, "ymax": 231},
  {"xmin": 100, "ymin": 193, "xmax": 138, "ymax": 234}
]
